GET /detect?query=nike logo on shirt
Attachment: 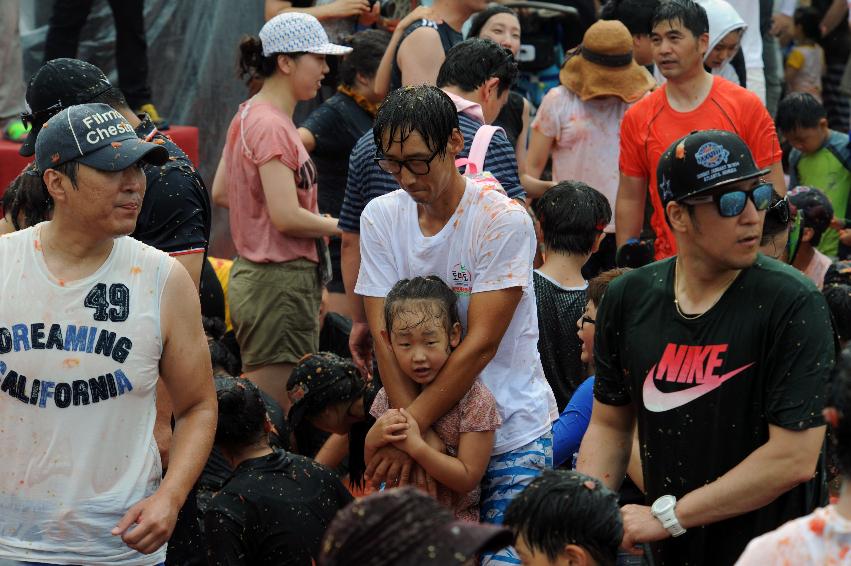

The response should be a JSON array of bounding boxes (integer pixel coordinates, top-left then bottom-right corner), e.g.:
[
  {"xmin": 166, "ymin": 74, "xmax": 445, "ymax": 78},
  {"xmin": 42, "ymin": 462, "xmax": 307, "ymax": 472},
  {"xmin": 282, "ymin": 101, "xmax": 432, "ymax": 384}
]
[{"xmin": 641, "ymin": 343, "xmax": 754, "ymax": 412}]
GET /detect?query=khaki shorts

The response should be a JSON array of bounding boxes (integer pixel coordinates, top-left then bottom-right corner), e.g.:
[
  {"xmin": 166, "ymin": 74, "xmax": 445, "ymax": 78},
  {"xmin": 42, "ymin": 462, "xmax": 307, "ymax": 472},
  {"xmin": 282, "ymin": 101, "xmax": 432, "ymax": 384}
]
[{"xmin": 228, "ymin": 257, "xmax": 321, "ymax": 370}]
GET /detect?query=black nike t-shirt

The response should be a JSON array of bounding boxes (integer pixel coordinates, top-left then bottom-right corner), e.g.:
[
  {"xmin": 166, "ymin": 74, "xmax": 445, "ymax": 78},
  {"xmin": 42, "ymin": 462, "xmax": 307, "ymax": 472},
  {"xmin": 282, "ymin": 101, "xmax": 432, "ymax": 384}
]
[{"xmin": 594, "ymin": 255, "xmax": 835, "ymax": 566}]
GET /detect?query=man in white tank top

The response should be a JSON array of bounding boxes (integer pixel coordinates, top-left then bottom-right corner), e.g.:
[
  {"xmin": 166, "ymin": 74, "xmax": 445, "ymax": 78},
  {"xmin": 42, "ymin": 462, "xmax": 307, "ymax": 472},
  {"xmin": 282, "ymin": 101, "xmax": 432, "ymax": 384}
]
[{"xmin": 0, "ymin": 103, "xmax": 217, "ymax": 565}]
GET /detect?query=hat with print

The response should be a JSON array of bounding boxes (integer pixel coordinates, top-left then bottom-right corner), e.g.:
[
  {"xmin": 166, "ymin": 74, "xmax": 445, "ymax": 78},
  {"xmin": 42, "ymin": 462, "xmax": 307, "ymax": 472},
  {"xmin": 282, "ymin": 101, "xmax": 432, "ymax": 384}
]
[
  {"xmin": 319, "ymin": 487, "xmax": 513, "ymax": 566},
  {"xmin": 788, "ymin": 185, "xmax": 834, "ymax": 237},
  {"xmin": 260, "ymin": 12, "xmax": 353, "ymax": 56},
  {"xmin": 20, "ymin": 58, "xmax": 116, "ymax": 157},
  {"xmin": 287, "ymin": 352, "xmax": 364, "ymax": 429},
  {"xmin": 35, "ymin": 103, "xmax": 168, "ymax": 174},
  {"xmin": 656, "ymin": 129, "xmax": 770, "ymax": 205}
]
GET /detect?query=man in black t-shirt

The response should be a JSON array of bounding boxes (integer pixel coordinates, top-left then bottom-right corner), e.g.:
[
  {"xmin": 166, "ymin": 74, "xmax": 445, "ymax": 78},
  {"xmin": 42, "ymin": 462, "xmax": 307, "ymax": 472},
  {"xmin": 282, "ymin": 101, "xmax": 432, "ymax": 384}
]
[
  {"xmin": 577, "ymin": 130, "xmax": 835, "ymax": 565},
  {"xmin": 21, "ymin": 59, "xmax": 211, "ymax": 288}
]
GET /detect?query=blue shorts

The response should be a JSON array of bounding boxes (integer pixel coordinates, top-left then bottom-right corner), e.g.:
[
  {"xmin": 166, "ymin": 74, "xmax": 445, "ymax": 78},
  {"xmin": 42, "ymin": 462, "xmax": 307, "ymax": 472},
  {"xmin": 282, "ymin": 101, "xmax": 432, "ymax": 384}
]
[{"xmin": 479, "ymin": 431, "xmax": 553, "ymax": 565}]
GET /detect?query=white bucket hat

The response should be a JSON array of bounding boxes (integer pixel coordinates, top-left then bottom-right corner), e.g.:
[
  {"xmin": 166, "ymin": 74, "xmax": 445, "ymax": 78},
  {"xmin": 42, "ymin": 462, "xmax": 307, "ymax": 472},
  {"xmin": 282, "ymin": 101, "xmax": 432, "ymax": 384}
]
[{"xmin": 259, "ymin": 12, "xmax": 353, "ymax": 56}]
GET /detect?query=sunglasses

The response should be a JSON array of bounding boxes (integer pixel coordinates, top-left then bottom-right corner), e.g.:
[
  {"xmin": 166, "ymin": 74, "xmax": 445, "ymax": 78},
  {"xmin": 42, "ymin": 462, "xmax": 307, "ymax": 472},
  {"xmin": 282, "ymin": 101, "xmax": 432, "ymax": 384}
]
[
  {"xmin": 20, "ymin": 83, "xmax": 114, "ymax": 129},
  {"xmin": 580, "ymin": 315, "xmax": 596, "ymax": 329},
  {"xmin": 683, "ymin": 182, "xmax": 774, "ymax": 217},
  {"xmin": 374, "ymin": 147, "xmax": 441, "ymax": 176}
]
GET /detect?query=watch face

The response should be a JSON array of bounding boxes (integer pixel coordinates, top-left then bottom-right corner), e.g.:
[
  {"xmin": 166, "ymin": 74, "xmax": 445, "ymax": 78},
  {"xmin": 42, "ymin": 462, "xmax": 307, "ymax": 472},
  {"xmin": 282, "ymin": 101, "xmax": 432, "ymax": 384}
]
[{"xmin": 652, "ymin": 495, "xmax": 675, "ymax": 515}]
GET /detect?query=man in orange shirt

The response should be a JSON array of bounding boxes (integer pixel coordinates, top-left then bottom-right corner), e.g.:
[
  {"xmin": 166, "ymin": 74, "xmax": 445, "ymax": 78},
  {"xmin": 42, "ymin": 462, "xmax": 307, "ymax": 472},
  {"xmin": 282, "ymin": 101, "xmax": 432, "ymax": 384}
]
[{"xmin": 615, "ymin": 0, "xmax": 785, "ymax": 261}]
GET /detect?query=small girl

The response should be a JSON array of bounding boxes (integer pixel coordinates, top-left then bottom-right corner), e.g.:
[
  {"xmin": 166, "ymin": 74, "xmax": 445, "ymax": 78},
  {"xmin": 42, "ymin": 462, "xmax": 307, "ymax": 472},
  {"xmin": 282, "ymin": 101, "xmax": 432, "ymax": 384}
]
[
  {"xmin": 785, "ymin": 6, "xmax": 826, "ymax": 101},
  {"xmin": 365, "ymin": 276, "xmax": 501, "ymax": 522}
]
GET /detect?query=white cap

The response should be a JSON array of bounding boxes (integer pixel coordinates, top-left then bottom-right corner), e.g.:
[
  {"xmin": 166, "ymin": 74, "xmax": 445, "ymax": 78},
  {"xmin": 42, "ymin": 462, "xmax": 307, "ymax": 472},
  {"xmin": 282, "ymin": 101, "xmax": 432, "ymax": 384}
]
[{"xmin": 259, "ymin": 12, "xmax": 353, "ymax": 56}]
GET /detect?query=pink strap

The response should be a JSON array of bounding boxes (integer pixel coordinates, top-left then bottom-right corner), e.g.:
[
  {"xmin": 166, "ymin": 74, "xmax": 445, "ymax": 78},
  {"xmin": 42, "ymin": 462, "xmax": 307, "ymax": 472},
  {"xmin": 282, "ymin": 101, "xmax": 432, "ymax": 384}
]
[{"xmin": 454, "ymin": 125, "xmax": 505, "ymax": 175}]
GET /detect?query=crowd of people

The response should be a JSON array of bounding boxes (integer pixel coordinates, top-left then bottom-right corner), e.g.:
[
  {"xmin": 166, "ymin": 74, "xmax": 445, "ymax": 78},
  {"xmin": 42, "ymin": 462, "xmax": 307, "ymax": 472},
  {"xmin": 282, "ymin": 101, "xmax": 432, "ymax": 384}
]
[{"xmin": 3, "ymin": 0, "xmax": 851, "ymax": 565}]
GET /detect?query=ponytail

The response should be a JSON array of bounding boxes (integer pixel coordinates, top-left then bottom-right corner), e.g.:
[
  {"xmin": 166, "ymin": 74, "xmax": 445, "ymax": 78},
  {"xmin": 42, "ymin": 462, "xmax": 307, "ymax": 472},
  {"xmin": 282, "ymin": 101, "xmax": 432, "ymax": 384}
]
[{"xmin": 238, "ymin": 35, "xmax": 278, "ymax": 83}]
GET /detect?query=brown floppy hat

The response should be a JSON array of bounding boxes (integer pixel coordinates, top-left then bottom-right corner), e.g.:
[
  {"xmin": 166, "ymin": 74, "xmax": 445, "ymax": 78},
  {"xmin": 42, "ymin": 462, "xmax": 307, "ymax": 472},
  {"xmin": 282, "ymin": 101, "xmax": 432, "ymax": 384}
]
[{"xmin": 559, "ymin": 20, "xmax": 656, "ymax": 103}]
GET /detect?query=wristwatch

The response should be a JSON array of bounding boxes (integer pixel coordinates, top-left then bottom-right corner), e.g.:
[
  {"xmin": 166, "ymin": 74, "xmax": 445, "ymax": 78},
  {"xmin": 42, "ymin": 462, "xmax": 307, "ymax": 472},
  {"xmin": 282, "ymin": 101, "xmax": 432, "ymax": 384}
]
[{"xmin": 650, "ymin": 495, "xmax": 687, "ymax": 537}]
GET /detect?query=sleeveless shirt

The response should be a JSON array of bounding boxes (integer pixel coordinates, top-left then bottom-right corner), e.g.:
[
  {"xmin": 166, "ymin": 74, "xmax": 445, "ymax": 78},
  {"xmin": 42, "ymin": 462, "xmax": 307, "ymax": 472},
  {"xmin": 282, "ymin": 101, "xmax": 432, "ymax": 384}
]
[{"xmin": 0, "ymin": 224, "xmax": 173, "ymax": 565}]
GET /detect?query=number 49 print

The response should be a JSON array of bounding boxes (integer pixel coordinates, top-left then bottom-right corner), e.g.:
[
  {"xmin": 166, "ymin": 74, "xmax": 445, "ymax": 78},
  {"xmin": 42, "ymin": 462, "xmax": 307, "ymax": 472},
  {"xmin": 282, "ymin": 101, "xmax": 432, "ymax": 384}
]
[{"xmin": 84, "ymin": 283, "xmax": 130, "ymax": 322}]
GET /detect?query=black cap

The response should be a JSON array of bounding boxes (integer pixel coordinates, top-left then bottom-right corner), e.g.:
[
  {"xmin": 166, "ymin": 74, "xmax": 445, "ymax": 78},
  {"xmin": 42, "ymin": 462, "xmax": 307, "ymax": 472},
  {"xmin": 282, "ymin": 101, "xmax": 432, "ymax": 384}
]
[
  {"xmin": 21, "ymin": 58, "xmax": 115, "ymax": 157},
  {"xmin": 319, "ymin": 487, "xmax": 513, "ymax": 566},
  {"xmin": 287, "ymin": 352, "xmax": 363, "ymax": 429},
  {"xmin": 788, "ymin": 185, "xmax": 834, "ymax": 235},
  {"xmin": 656, "ymin": 130, "xmax": 771, "ymax": 205},
  {"xmin": 35, "ymin": 103, "xmax": 168, "ymax": 174}
]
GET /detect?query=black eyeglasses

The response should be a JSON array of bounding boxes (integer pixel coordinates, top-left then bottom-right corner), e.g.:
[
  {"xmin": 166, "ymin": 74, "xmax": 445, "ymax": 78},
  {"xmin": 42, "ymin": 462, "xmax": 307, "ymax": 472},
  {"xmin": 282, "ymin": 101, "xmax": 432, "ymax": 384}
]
[
  {"xmin": 683, "ymin": 182, "xmax": 774, "ymax": 218},
  {"xmin": 580, "ymin": 315, "xmax": 596, "ymax": 329},
  {"xmin": 767, "ymin": 195, "xmax": 791, "ymax": 225},
  {"xmin": 374, "ymin": 147, "xmax": 441, "ymax": 176}
]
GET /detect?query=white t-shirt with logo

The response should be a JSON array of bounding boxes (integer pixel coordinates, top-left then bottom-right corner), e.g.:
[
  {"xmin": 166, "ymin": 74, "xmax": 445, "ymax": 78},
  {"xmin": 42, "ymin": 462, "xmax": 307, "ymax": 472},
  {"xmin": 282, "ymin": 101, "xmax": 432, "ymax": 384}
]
[
  {"xmin": 356, "ymin": 179, "xmax": 558, "ymax": 455},
  {"xmin": 0, "ymin": 224, "xmax": 172, "ymax": 565}
]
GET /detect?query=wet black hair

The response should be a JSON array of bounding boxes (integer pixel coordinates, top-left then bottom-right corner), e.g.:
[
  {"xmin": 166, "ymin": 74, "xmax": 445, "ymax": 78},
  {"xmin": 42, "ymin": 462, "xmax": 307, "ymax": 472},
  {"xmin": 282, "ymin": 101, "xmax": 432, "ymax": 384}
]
[
  {"xmin": 532, "ymin": 181, "xmax": 612, "ymax": 255},
  {"xmin": 826, "ymin": 345, "xmax": 851, "ymax": 476},
  {"xmin": 761, "ymin": 191, "xmax": 790, "ymax": 246},
  {"xmin": 203, "ymin": 316, "xmax": 241, "ymax": 377},
  {"xmin": 3, "ymin": 164, "xmax": 53, "ymax": 230},
  {"xmin": 237, "ymin": 35, "xmax": 305, "ymax": 83},
  {"xmin": 384, "ymin": 276, "xmax": 461, "ymax": 338},
  {"xmin": 504, "ymin": 470, "xmax": 623, "ymax": 565},
  {"xmin": 88, "ymin": 85, "xmax": 131, "ymax": 112},
  {"xmin": 651, "ymin": 0, "xmax": 709, "ymax": 38},
  {"xmin": 338, "ymin": 29, "xmax": 391, "ymax": 88},
  {"xmin": 468, "ymin": 5, "xmax": 518, "ymax": 40},
  {"xmin": 824, "ymin": 285, "xmax": 851, "ymax": 346},
  {"xmin": 436, "ymin": 38, "xmax": 518, "ymax": 96},
  {"xmin": 215, "ymin": 376, "xmax": 269, "ymax": 449},
  {"xmin": 794, "ymin": 6, "xmax": 822, "ymax": 42},
  {"xmin": 601, "ymin": 0, "xmax": 661, "ymax": 36},
  {"xmin": 776, "ymin": 92, "xmax": 827, "ymax": 132},
  {"xmin": 373, "ymin": 85, "xmax": 459, "ymax": 159}
]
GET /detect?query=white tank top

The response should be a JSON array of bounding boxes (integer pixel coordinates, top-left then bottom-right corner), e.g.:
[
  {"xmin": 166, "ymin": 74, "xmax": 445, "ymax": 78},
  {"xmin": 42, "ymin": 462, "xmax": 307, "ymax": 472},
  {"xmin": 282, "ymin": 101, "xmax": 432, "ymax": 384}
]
[{"xmin": 0, "ymin": 224, "xmax": 173, "ymax": 565}]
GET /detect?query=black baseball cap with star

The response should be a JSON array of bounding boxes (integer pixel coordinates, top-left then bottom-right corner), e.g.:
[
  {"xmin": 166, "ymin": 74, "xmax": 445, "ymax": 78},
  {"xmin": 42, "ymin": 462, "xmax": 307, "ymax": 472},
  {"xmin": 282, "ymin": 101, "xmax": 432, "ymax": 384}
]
[{"xmin": 20, "ymin": 58, "xmax": 116, "ymax": 157}]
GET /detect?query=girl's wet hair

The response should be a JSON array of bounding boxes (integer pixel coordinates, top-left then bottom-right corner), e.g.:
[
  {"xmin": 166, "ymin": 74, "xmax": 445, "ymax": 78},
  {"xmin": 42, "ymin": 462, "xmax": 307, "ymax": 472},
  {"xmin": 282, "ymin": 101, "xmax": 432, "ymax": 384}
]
[
  {"xmin": 373, "ymin": 85, "xmax": 459, "ymax": 160},
  {"xmin": 338, "ymin": 29, "xmax": 391, "ymax": 87},
  {"xmin": 383, "ymin": 276, "xmax": 460, "ymax": 337},
  {"xmin": 215, "ymin": 376, "xmax": 268, "ymax": 449}
]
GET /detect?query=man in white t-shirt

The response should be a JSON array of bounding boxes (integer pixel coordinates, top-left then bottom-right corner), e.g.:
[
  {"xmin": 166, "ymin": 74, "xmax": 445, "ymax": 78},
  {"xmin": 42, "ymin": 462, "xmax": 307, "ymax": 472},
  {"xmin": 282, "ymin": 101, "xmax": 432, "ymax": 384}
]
[
  {"xmin": 356, "ymin": 85, "xmax": 557, "ymax": 564},
  {"xmin": 0, "ymin": 103, "xmax": 217, "ymax": 565}
]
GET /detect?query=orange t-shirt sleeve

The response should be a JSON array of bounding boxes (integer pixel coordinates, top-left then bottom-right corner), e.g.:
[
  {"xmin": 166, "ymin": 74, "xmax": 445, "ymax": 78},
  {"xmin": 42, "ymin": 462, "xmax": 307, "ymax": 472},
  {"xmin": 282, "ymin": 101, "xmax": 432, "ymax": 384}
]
[
  {"xmin": 740, "ymin": 99, "xmax": 783, "ymax": 168},
  {"xmin": 619, "ymin": 105, "xmax": 648, "ymax": 179}
]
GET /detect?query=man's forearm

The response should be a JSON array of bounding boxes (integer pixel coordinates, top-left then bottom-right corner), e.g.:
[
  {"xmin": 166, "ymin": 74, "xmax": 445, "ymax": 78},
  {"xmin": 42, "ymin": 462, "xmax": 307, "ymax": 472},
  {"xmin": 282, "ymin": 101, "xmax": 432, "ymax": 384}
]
[
  {"xmin": 675, "ymin": 426, "xmax": 825, "ymax": 529},
  {"xmin": 341, "ymin": 232, "xmax": 366, "ymax": 322},
  {"xmin": 576, "ymin": 419, "xmax": 633, "ymax": 491},
  {"xmin": 615, "ymin": 186, "xmax": 647, "ymax": 248},
  {"xmin": 156, "ymin": 399, "xmax": 217, "ymax": 504}
]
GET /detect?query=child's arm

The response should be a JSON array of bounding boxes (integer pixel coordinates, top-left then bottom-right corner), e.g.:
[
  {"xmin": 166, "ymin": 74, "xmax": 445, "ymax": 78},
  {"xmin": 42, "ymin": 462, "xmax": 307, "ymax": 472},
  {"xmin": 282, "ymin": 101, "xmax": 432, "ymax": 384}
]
[
  {"xmin": 784, "ymin": 48, "xmax": 804, "ymax": 87},
  {"xmin": 364, "ymin": 410, "xmax": 409, "ymax": 464},
  {"xmin": 389, "ymin": 408, "xmax": 494, "ymax": 493}
]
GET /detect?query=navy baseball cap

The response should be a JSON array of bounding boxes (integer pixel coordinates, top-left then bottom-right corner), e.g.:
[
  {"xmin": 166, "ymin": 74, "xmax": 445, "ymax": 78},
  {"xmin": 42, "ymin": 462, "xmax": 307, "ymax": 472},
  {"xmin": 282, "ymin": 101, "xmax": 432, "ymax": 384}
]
[
  {"xmin": 20, "ymin": 58, "xmax": 115, "ymax": 157},
  {"xmin": 35, "ymin": 103, "xmax": 168, "ymax": 174}
]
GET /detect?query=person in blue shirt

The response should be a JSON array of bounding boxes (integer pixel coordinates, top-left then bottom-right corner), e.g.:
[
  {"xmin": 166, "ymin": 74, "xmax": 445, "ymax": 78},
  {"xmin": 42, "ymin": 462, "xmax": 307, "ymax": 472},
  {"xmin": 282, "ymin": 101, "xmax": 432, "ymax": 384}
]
[{"xmin": 552, "ymin": 267, "xmax": 630, "ymax": 468}]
